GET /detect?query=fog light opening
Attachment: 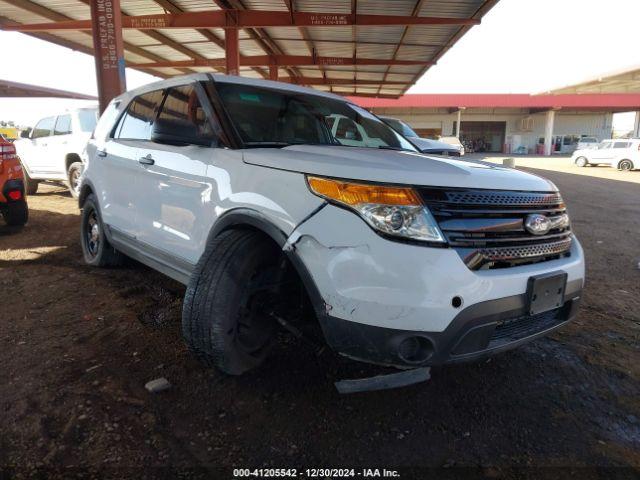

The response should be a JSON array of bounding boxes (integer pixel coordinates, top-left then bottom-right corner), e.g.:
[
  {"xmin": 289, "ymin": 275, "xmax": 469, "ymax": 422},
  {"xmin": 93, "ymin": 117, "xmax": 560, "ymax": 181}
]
[
  {"xmin": 397, "ymin": 336, "xmax": 434, "ymax": 364},
  {"xmin": 452, "ymin": 296, "xmax": 463, "ymax": 309}
]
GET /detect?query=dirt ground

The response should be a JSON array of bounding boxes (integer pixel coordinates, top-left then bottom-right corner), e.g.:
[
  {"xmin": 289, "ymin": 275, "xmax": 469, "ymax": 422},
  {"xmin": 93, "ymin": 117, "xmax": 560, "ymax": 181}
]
[{"xmin": 1, "ymin": 159, "xmax": 639, "ymax": 479}]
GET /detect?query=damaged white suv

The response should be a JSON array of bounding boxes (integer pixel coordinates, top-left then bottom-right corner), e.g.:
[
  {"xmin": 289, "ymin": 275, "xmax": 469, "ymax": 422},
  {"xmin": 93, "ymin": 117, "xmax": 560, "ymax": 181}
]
[{"xmin": 80, "ymin": 74, "xmax": 585, "ymax": 383}]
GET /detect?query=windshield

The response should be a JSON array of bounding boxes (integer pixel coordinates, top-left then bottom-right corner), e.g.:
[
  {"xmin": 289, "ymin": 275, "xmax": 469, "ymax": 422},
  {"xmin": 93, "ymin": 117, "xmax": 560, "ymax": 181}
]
[
  {"xmin": 382, "ymin": 118, "xmax": 419, "ymax": 138},
  {"xmin": 214, "ymin": 82, "xmax": 417, "ymax": 152},
  {"xmin": 78, "ymin": 109, "xmax": 98, "ymax": 132}
]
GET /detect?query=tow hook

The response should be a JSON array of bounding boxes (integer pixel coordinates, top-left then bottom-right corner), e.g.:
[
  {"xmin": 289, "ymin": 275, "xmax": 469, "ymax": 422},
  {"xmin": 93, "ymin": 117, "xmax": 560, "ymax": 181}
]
[{"xmin": 334, "ymin": 367, "xmax": 431, "ymax": 394}]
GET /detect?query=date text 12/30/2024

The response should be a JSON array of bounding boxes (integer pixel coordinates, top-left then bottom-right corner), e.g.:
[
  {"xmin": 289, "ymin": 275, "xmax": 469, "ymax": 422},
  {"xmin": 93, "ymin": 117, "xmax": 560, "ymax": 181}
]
[{"xmin": 233, "ymin": 468, "xmax": 401, "ymax": 478}]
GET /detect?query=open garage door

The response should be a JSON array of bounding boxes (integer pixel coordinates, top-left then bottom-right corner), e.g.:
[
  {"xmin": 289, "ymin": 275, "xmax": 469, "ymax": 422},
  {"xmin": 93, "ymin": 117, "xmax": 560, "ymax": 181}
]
[{"xmin": 457, "ymin": 121, "xmax": 506, "ymax": 153}]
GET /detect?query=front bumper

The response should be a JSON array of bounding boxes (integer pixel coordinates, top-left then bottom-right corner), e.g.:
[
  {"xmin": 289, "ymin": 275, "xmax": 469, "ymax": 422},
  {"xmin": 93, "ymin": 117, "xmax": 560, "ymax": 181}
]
[
  {"xmin": 287, "ymin": 204, "xmax": 585, "ymax": 368},
  {"xmin": 321, "ymin": 280, "xmax": 582, "ymax": 368}
]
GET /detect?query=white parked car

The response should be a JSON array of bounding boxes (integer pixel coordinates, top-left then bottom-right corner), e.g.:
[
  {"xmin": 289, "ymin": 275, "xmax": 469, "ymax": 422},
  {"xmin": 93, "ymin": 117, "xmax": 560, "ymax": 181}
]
[
  {"xmin": 15, "ymin": 107, "xmax": 98, "ymax": 197},
  {"xmin": 80, "ymin": 74, "xmax": 584, "ymax": 386},
  {"xmin": 572, "ymin": 138, "xmax": 639, "ymax": 171},
  {"xmin": 380, "ymin": 116, "xmax": 462, "ymax": 156}
]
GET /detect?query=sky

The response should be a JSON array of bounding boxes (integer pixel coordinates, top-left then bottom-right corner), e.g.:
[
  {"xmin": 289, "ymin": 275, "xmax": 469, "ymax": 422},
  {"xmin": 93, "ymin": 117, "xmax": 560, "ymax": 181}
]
[{"xmin": 0, "ymin": 0, "xmax": 638, "ymax": 129}]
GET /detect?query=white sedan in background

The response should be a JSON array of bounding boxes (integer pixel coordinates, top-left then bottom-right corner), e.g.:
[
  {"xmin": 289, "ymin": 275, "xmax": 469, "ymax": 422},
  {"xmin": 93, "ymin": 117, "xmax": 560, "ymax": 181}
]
[{"xmin": 571, "ymin": 138, "xmax": 639, "ymax": 171}]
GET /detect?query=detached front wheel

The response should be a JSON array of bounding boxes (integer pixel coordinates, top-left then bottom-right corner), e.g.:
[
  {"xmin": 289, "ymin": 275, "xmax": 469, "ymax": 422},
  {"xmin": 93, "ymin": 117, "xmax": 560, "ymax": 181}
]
[{"xmin": 182, "ymin": 229, "xmax": 282, "ymax": 375}]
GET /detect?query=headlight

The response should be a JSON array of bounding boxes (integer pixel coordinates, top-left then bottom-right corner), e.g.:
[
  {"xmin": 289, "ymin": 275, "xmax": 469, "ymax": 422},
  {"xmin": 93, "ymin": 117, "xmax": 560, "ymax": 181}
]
[{"xmin": 306, "ymin": 176, "xmax": 445, "ymax": 243}]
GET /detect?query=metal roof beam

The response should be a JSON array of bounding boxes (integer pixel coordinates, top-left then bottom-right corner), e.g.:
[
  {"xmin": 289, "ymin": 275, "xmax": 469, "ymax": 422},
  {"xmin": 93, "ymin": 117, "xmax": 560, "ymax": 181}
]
[
  {"xmin": 3, "ymin": 10, "xmax": 480, "ymax": 31},
  {"xmin": 150, "ymin": 0, "xmax": 267, "ymax": 78},
  {"xmin": 213, "ymin": 0, "xmax": 300, "ymax": 82},
  {"xmin": 129, "ymin": 56, "xmax": 433, "ymax": 68},
  {"xmin": 0, "ymin": 2, "xmax": 169, "ymax": 78},
  {"xmin": 282, "ymin": 77, "xmax": 407, "ymax": 86}
]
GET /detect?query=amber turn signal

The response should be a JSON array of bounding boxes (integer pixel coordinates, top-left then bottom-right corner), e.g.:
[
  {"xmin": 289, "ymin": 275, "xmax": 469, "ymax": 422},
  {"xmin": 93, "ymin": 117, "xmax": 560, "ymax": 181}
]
[{"xmin": 307, "ymin": 176, "xmax": 421, "ymax": 206}]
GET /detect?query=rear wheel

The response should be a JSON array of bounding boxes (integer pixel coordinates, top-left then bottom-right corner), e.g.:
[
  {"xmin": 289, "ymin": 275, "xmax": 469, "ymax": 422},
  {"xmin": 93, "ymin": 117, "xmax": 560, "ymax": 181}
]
[
  {"xmin": 182, "ymin": 229, "xmax": 283, "ymax": 375},
  {"xmin": 2, "ymin": 200, "xmax": 28, "ymax": 226},
  {"xmin": 618, "ymin": 159, "xmax": 634, "ymax": 171},
  {"xmin": 67, "ymin": 161, "xmax": 83, "ymax": 198},
  {"xmin": 575, "ymin": 157, "xmax": 588, "ymax": 167},
  {"xmin": 22, "ymin": 168, "xmax": 39, "ymax": 195},
  {"xmin": 80, "ymin": 194, "xmax": 123, "ymax": 267}
]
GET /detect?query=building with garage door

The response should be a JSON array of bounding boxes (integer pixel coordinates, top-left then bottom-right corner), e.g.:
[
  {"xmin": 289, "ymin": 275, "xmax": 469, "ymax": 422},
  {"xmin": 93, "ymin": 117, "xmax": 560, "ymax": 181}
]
[{"xmin": 350, "ymin": 93, "xmax": 640, "ymax": 155}]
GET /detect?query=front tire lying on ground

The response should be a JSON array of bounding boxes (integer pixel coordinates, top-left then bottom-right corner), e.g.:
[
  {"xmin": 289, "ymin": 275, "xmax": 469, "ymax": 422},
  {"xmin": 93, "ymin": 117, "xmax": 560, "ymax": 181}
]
[
  {"xmin": 2, "ymin": 200, "xmax": 28, "ymax": 226},
  {"xmin": 80, "ymin": 194, "xmax": 123, "ymax": 267},
  {"xmin": 182, "ymin": 229, "xmax": 283, "ymax": 375}
]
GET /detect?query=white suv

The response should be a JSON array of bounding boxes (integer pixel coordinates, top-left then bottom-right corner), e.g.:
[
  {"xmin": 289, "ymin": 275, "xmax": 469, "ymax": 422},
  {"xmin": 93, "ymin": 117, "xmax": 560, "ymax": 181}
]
[
  {"xmin": 572, "ymin": 138, "xmax": 639, "ymax": 171},
  {"xmin": 15, "ymin": 107, "xmax": 98, "ymax": 197},
  {"xmin": 80, "ymin": 74, "xmax": 585, "ymax": 383}
]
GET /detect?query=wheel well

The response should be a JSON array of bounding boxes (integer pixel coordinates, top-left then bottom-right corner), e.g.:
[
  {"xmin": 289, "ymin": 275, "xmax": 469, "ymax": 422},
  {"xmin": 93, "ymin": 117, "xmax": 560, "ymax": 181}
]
[
  {"xmin": 65, "ymin": 153, "xmax": 82, "ymax": 171},
  {"xmin": 215, "ymin": 223, "xmax": 325, "ymax": 332},
  {"xmin": 618, "ymin": 159, "xmax": 634, "ymax": 168}
]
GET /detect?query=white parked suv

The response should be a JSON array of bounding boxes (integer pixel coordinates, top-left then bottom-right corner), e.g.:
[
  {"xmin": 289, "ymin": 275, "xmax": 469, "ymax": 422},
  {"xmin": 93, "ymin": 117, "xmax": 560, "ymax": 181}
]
[
  {"xmin": 572, "ymin": 138, "xmax": 639, "ymax": 171},
  {"xmin": 80, "ymin": 74, "xmax": 585, "ymax": 383},
  {"xmin": 15, "ymin": 107, "xmax": 98, "ymax": 197}
]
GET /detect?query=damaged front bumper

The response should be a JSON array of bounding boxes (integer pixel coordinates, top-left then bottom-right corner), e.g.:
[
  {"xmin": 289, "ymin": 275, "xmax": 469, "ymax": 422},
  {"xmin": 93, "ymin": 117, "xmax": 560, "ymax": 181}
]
[{"xmin": 284, "ymin": 204, "xmax": 585, "ymax": 369}]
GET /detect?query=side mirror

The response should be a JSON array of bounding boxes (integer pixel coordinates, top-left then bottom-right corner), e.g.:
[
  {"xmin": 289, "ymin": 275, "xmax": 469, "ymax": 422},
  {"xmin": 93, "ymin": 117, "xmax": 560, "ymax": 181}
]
[
  {"xmin": 20, "ymin": 129, "xmax": 31, "ymax": 139},
  {"xmin": 151, "ymin": 118, "xmax": 215, "ymax": 147}
]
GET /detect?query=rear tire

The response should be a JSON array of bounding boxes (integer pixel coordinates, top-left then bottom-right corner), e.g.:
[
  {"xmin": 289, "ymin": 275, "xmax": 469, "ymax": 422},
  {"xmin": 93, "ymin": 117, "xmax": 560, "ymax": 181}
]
[
  {"xmin": 67, "ymin": 161, "xmax": 83, "ymax": 199},
  {"xmin": 618, "ymin": 159, "xmax": 634, "ymax": 171},
  {"xmin": 182, "ymin": 229, "xmax": 282, "ymax": 375},
  {"xmin": 2, "ymin": 201, "xmax": 28, "ymax": 226},
  {"xmin": 22, "ymin": 168, "xmax": 39, "ymax": 195},
  {"xmin": 575, "ymin": 157, "xmax": 588, "ymax": 167},
  {"xmin": 80, "ymin": 194, "xmax": 123, "ymax": 267}
]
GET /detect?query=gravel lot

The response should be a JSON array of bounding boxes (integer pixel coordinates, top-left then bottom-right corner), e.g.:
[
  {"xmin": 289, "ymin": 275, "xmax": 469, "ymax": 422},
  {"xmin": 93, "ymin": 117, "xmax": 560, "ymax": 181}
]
[{"xmin": 1, "ymin": 158, "xmax": 639, "ymax": 478}]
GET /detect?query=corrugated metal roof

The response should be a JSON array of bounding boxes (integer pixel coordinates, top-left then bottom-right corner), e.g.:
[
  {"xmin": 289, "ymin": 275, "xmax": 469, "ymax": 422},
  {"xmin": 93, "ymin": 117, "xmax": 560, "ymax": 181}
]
[
  {"xmin": 540, "ymin": 65, "xmax": 640, "ymax": 95},
  {"xmin": 0, "ymin": 0, "xmax": 499, "ymax": 97}
]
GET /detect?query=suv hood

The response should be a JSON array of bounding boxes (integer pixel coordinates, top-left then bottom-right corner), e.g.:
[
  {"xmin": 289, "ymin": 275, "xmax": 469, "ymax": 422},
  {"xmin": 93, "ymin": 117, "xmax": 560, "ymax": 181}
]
[{"xmin": 243, "ymin": 145, "xmax": 556, "ymax": 191}]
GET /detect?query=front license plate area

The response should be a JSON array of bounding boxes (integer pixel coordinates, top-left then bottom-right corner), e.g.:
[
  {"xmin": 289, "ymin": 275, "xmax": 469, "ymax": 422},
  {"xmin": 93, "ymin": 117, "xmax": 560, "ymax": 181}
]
[{"xmin": 526, "ymin": 272, "xmax": 568, "ymax": 315}]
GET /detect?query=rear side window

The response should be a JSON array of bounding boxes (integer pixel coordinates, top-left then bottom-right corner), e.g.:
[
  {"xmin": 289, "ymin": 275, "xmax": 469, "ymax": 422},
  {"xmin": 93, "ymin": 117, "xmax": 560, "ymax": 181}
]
[
  {"xmin": 32, "ymin": 117, "xmax": 54, "ymax": 139},
  {"xmin": 54, "ymin": 115, "xmax": 72, "ymax": 135},
  {"xmin": 614, "ymin": 141, "xmax": 630, "ymax": 148},
  {"xmin": 115, "ymin": 90, "xmax": 164, "ymax": 140},
  {"xmin": 155, "ymin": 85, "xmax": 216, "ymax": 145}
]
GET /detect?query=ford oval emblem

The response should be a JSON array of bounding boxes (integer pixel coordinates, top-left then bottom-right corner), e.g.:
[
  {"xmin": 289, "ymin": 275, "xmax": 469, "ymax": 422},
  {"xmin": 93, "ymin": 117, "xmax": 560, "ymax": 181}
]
[{"xmin": 524, "ymin": 214, "xmax": 551, "ymax": 235}]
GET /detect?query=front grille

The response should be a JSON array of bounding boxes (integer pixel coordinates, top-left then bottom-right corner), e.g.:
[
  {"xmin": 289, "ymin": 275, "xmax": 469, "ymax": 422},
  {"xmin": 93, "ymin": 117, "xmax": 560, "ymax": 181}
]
[
  {"xmin": 419, "ymin": 187, "xmax": 573, "ymax": 270},
  {"xmin": 489, "ymin": 307, "xmax": 564, "ymax": 347}
]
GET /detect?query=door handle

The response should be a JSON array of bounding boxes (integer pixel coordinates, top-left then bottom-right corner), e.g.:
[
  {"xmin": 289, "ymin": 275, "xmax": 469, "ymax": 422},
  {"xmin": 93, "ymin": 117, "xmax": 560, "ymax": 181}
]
[
  {"xmin": 138, "ymin": 154, "xmax": 155, "ymax": 165},
  {"xmin": 97, "ymin": 149, "xmax": 107, "ymax": 157}
]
